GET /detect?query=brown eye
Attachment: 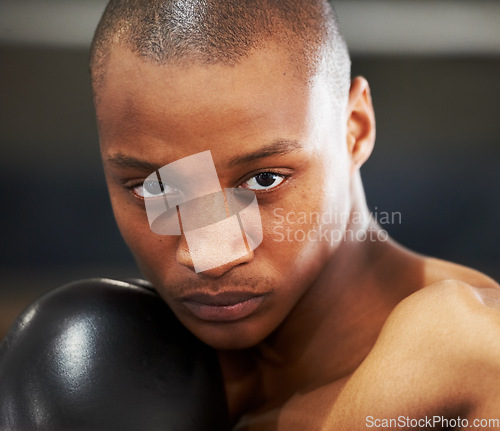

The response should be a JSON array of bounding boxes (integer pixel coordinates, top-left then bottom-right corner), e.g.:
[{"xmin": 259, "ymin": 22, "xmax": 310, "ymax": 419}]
[
  {"xmin": 241, "ymin": 172, "xmax": 285, "ymax": 191},
  {"xmin": 133, "ymin": 180, "xmax": 180, "ymax": 198}
]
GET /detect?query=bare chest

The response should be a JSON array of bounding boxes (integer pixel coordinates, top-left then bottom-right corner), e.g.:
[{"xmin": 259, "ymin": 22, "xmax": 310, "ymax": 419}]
[
  {"xmin": 230, "ymin": 373, "xmax": 462, "ymax": 431},
  {"xmin": 231, "ymin": 380, "xmax": 346, "ymax": 431}
]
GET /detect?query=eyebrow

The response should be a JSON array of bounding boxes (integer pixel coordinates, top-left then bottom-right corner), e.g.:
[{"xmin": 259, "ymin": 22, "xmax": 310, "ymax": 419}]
[
  {"xmin": 105, "ymin": 154, "xmax": 161, "ymax": 172},
  {"xmin": 105, "ymin": 139, "xmax": 303, "ymax": 172},
  {"xmin": 227, "ymin": 139, "xmax": 303, "ymax": 167}
]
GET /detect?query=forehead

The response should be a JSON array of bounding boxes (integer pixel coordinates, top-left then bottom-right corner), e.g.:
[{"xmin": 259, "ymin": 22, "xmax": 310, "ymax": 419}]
[{"xmin": 96, "ymin": 44, "xmax": 336, "ymax": 163}]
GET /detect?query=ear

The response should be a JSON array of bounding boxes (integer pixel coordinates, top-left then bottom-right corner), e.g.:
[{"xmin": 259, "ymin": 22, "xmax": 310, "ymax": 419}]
[{"xmin": 346, "ymin": 76, "xmax": 376, "ymax": 174}]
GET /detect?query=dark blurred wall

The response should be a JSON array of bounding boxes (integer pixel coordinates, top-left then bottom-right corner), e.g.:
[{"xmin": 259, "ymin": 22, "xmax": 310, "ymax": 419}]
[
  {"xmin": 353, "ymin": 56, "xmax": 500, "ymax": 277},
  {"xmin": 0, "ymin": 45, "xmax": 499, "ymax": 338}
]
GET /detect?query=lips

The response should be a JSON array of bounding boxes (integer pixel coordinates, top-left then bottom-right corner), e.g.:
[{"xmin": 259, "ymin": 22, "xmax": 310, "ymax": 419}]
[{"xmin": 180, "ymin": 291, "xmax": 266, "ymax": 322}]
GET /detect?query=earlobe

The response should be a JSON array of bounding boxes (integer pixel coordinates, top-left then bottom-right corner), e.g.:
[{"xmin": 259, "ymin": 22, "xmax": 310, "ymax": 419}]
[{"xmin": 346, "ymin": 76, "xmax": 376, "ymax": 174}]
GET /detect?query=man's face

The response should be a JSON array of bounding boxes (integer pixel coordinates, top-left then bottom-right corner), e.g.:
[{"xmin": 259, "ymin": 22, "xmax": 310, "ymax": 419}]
[{"xmin": 97, "ymin": 44, "xmax": 352, "ymax": 349}]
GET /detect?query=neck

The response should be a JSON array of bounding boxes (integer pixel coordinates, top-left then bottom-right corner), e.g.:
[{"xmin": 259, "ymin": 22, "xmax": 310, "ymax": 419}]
[{"xmin": 251, "ymin": 175, "xmax": 424, "ymax": 396}]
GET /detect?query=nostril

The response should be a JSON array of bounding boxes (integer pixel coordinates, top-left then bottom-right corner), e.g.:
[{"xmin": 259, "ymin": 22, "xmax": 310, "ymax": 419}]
[
  {"xmin": 175, "ymin": 235, "xmax": 196, "ymax": 272},
  {"xmin": 175, "ymin": 222, "xmax": 256, "ymax": 277},
  {"xmin": 183, "ymin": 215, "xmax": 250, "ymax": 273},
  {"xmin": 193, "ymin": 249, "xmax": 255, "ymax": 279}
]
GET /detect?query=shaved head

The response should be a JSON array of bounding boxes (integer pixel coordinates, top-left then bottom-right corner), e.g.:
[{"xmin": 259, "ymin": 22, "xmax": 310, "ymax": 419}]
[{"xmin": 90, "ymin": 0, "xmax": 351, "ymax": 109}]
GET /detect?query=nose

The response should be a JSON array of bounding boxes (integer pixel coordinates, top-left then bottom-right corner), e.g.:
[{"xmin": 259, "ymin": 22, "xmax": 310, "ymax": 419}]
[
  {"xmin": 175, "ymin": 231, "xmax": 255, "ymax": 278},
  {"xmin": 171, "ymin": 186, "xmax": 262, "ymax": 277}
]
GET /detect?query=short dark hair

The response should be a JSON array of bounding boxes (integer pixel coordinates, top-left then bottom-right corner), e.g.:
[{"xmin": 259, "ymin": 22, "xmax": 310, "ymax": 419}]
[{"xmin": 90, "ymin": 0, "xmax": 351, "ymax": 108}]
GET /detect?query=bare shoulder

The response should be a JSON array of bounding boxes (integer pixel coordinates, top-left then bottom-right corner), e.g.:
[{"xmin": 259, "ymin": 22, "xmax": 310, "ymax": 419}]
[
  {"xmin": 328, "ymin": 266, "xmax": 500, "ymax": 427},
  {"xmin": 387, "ymin": 258, "xmax": 500, "ymax": 349},
  {"xmin": 384, "ymin": 257, "xmax": 500, "ymax": 344},
  {"xmin": 384, "ymin": 276, "xmax": 500, "ymax": 360},
  {"xmin": 367, "ymin": 267, "xmax": 500, "ymax": 415}
]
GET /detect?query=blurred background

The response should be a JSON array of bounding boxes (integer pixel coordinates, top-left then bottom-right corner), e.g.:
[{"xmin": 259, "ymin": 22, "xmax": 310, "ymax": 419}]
[{"xmin": 0, "ymin": 0, "xmax": 499, "ymax": 339}]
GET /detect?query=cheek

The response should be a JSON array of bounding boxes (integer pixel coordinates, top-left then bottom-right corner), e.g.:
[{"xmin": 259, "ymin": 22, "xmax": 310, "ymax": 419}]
[
  {"xmin": 260, "ymin": 168, "xmax": 351, "ymax": 266},
  {"xmin": 108, "ymin": 191, "xmax": 174, "ymax": 269},
  {"xmin": 108, "ymin": 190, "xmax": 141, "ymax": 246},
  {"xmin": 119, "ymin": 219, "xmax": 180, "ymax": 281}
]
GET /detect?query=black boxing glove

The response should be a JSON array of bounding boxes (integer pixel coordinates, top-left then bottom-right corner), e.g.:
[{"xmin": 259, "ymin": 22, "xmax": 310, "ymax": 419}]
[{"xmin": 0, "ymin": 278, "xmax": 230, "ymax": 430}]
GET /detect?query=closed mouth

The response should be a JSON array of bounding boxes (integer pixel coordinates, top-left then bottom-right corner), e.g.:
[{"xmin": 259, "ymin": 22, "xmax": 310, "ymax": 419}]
[{"xmin": 179, "ymin": 291, "xmax": 267, "ymax": 322}]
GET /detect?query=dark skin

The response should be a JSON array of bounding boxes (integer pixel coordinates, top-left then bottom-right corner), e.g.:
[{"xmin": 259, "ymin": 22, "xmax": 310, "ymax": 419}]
[{"xmin": 96, "ymin": 43, "xmax": 500, "ymax": 430}]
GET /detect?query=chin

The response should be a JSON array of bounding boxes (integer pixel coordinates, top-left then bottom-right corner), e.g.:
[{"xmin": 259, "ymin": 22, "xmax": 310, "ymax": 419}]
[
  {"xmin": 186, "ymin": 319, "xmax": 269, "ymax": 351},
  {"xmin": 202, "ymin": 335, "xmax": 260, "ymax": 351}
]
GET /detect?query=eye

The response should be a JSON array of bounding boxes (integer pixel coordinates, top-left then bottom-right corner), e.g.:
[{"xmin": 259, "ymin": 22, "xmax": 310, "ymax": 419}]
[
  {"xmin": 132, "ymin": 179, "xmax": 181, "ymax": 199},
  {"xmin": 240, "ymin": 172, "xmax": 285, "ymax": 191}
]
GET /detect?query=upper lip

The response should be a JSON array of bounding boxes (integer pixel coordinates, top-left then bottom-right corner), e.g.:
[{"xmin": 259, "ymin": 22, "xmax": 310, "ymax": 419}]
[{"xmin": 180, "ymin": 291, "xmax": 264, "ymax": 307}]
